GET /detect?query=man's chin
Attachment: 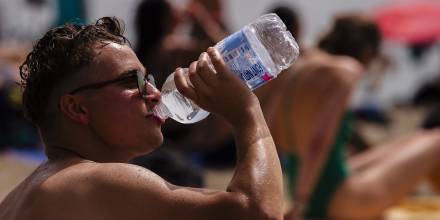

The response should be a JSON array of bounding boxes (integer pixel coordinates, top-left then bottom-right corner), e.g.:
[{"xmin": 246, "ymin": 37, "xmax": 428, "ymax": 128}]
[{"xmin": 139, "ymin": 138, "xmax": 164, "ymax": 155}]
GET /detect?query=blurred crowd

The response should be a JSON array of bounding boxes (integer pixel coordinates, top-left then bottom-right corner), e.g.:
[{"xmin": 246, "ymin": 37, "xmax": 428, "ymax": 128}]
[{"xmin": 1, "ymin": 0, "xmax": 440, "ymax": 219}]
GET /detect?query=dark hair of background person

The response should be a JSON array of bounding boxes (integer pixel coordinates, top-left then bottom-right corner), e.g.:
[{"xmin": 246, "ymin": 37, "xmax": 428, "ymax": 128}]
[
  {"xmin": 268, "ymin": 5, "xmax": 301, "ymax": 40},
  {"xmin": 318, "ymin": 14, "xmax": 381, "ymax": 65},
  {"xmin": 19, "ymin": 17, "xmax": 129, "ymax": 129},
  {"xmin": 134, "ymin": 0, "xmax": 173, "ymax": 67}
]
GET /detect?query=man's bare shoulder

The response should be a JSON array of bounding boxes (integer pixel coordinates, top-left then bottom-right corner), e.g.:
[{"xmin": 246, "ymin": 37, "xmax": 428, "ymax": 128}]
[
  {"xmin": 39, "ymin": 161, "xmax": 244, "ymax": 220},
  {"xmin": 1, "ymin": 161, "xmax": 165, "ymax": 220},
  {"xmin": 42, "ymin": 162, "xmax": 167, "ymax": 195},
  {"xmin": 32, "ymin": 161, "xmax": 171, "ymax": 219}
]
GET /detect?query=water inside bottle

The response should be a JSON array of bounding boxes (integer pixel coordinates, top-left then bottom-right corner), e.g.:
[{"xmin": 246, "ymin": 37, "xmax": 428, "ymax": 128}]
[{"xmin": 160, "ymin": 72, "xmax": 210, "ymax": 124}]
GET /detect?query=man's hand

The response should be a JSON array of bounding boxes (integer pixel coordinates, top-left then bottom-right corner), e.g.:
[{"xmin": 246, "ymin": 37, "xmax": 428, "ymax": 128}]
[{"xmin": 174, "ymin": 47, "xmax": 260, "ymax": 128}]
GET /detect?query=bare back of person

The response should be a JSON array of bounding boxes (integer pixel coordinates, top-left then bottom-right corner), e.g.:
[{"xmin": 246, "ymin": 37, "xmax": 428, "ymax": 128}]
[{"xmin": 256, "ymin": 48, "xmax": 362, "ymax": 155}]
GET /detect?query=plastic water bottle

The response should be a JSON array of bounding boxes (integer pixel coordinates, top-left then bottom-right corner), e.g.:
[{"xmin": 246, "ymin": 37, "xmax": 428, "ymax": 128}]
[{"xmin": 154, "ymin": 13, "xmax": 300, "ymax": 124}]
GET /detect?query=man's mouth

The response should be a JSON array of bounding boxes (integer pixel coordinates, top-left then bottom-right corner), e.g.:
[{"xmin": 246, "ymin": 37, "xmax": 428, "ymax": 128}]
[
  {"xmin": 146, "ymin": 113, "xmax": 165, "ymax": 125},
  {"xmin": 150, "ymin": 104, "xmax": 171, "ymax": 121},
  {"xmin": 147, "ymin": 105, "xmax": 168, "ymax": 125}
]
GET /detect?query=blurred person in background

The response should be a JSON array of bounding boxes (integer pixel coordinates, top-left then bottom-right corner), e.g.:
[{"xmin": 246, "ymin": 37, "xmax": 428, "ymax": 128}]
[
  {"xmin": 132, "ymin": 0, "xmax": 205, "ymax": 187},
  {"xmin": 0, "ymin": 16, "xmax": 284, "ymax": 220},
  {"xmin": 315, "ymin": 13, "xmax": 440, "ymax": 220},
  {"xmin": 256, "ymin": 6, "xmax": 440, "ymax": 220},
  {"xmin": 133, "ymin": 0, "xmax": 237, "ymax": 176},
  {"xmin": 134, "ymin": 0, "xmax": 226, "ymax": 88},
  {"xmin": 135, "ymin": 0, "xmax": 195, "ymax": 87}
]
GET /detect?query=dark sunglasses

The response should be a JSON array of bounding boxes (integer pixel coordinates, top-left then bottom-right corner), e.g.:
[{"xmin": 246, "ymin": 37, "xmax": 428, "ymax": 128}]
[{"xmin": 69, "ymin": 70, "xmax": 156, "ymax": 96}]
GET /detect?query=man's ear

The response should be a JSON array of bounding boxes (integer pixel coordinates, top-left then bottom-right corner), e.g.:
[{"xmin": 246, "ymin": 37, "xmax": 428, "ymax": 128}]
[{"xmin": 59, "ymin": 94, "xmax": 89, "ymax": 124}]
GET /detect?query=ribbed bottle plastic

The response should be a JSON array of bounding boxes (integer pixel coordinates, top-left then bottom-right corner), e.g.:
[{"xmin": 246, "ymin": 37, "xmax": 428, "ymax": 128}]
[{"xmin": 154, "ymin": 13, "xmax": 300, "ymax": 124}]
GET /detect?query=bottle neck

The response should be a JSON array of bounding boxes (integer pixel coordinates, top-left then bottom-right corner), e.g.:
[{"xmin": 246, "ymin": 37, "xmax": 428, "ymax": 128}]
[{"xmin": 152, "ymin": 102, "xmax": 172, "ymax": 121}]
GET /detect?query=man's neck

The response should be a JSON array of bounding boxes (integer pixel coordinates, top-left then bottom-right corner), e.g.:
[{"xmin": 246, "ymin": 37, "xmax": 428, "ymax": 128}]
[
  {"xmin": 41, "ymin": 126, "xmax": 136, "ymax": 163},
  {"xmin": 45, "ymin": 143, "xmax": 134, "ymax": 163},
  {"xmin": 45, "ymin": 145, "xmax": 87, "ymax": 161}
]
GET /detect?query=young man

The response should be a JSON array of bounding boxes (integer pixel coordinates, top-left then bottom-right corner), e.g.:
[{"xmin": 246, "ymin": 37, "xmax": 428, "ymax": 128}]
[{"xmin": 0, "ymin": 17, "xmax": 283, "ymax": 220}]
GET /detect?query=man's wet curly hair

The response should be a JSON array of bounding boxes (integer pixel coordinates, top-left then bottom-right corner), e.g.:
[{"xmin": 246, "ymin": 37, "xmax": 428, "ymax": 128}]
[{"xmin": 20, "ymin": 17, "xmax": 130, "ymax": 127}]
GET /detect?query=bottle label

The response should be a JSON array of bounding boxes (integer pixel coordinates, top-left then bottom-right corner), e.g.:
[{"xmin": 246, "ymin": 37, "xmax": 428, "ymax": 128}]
[{"xmin": 216, "ymin": 30, "xmax": 273, "ymax": 89}]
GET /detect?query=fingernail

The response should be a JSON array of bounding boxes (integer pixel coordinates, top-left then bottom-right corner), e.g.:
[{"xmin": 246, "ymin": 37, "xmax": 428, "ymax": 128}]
[{"xmin": 199, "ymin": 52, "xmax": 206, "ymax": 59}]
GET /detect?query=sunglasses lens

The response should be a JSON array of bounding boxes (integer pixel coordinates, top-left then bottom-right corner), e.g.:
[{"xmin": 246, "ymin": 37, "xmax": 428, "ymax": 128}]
[
  {"xmin": 147, "ymin": 75, "xmax": 156, "ymax": 87},
  {"xmin": 138, "ymin": 73, "xmax": 158, "ymax": 96},
  {"xmin": 137, "ymin": 73, "xmax": 146, "ymax": 96}
]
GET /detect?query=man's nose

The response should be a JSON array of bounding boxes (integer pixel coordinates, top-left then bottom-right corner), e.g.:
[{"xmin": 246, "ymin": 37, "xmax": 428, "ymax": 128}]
[{"xmin": 143, "ymin": 82, "xmax": 161, "ymax": 104}]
